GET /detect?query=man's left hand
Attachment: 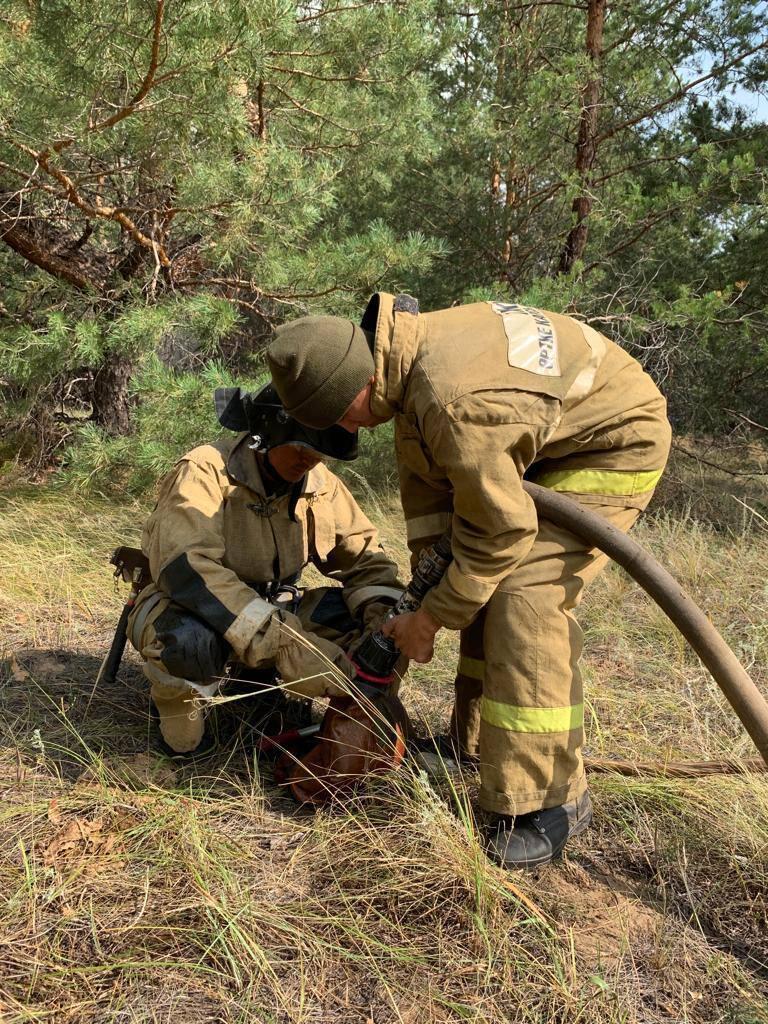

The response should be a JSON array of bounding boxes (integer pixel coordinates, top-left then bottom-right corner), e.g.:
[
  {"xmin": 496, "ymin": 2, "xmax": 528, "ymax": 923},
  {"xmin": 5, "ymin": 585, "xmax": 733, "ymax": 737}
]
[{"xmin": 381, "ymin": 607, "xmax": 441, "ymax": 663}]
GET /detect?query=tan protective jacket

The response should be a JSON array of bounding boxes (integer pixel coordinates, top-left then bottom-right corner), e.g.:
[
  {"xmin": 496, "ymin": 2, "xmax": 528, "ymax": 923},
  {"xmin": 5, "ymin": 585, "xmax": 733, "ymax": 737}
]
[
  {"xmin": 132, "ymin": 432, "xmax": 402, "ymax": 663},
  {"xmin": 366, "ymin": 294, "xmax": 671, "ymax": 631}
]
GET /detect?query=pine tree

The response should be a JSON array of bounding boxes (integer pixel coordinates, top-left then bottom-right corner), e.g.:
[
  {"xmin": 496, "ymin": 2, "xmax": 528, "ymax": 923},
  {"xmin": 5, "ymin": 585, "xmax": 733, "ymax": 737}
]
[
  {"xmin": 1, "ymin": 0, "xmax": 766, "ymax": 486},
  {"xmin": 0, "ymin": 0, "xmax": 445, "ymax": 479},
  {"xmin": 353, "ymin": 0, "xmax": 767, "ymax": 429}
]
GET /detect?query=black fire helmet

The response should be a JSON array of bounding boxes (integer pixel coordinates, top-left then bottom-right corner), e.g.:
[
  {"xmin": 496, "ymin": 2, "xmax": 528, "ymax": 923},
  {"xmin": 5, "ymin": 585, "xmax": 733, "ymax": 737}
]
[{"xmin": 214, "ymin": 383, "xmax": 358, "ymax": 462}]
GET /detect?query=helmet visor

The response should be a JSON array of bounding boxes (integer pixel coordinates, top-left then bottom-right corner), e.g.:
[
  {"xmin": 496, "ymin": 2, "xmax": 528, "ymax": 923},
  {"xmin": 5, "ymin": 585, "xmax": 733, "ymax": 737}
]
[{"xmin": 214, "ymin": 385, "xmax": 358, "ymax": 461}]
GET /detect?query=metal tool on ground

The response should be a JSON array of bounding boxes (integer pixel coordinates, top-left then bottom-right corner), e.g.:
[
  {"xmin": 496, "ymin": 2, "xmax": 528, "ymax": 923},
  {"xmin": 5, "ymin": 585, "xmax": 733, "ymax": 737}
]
[{"xmin": 96, "ymin": 547, "xmax": 152, "ymax": 688}]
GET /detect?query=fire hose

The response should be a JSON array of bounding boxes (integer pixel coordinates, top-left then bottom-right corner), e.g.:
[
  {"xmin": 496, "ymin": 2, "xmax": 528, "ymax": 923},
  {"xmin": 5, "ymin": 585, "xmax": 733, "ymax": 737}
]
[
  {"xmin": 275, "ymin": 487, "xmax": 768, "ymax": 772},
  {"xmin": 523, "ymin": 482, "xmax": 768, "ymax": 767}
]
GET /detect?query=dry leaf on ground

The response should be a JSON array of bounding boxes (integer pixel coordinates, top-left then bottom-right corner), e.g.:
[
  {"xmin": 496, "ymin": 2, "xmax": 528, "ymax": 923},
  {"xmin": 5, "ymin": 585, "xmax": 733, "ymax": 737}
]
[
  {"xmin": 41, "ymin": 816, "xmax": 122, "ymax": 873},
  {"xmin": 47, "ymin": 798, "xmax": 62, "ymax": 824}
]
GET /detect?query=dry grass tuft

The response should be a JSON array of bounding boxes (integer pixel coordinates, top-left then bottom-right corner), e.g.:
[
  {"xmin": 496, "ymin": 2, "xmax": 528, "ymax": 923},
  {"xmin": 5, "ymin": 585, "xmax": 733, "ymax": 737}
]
[{"xmin": 1, "ymin": 478, "xmax": 768, "ymax": 1022}]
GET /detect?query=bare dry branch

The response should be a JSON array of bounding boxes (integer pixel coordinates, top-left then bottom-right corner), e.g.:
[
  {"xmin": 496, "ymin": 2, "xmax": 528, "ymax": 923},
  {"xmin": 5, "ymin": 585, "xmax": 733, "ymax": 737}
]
[
  {"xmin": 726, "ymin": 410, "xmax": 768, "ymax": 433},
  {"xmin": 672, "ymin": 441, "xmax": 768, "ymax": 477},
  {"xmin": 0, "ymin": 160, "xmax": 61, "ymax": 198}
]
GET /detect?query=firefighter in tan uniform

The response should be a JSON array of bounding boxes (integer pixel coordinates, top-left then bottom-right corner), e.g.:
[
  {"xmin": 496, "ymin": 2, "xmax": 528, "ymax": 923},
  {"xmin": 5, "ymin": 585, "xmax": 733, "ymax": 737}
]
[
  {"xmin": 266, "ymin": 293, "xmax": 672, "ymax": 869},
  {"xmin": 128, "ymin": 384, "xmax": 404, "ymax": 756}
]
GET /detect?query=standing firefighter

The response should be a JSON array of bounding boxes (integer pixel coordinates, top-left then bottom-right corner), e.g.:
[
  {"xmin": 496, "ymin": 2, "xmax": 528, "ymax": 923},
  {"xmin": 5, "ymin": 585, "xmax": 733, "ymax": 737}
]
[
  {"xmin": 267, "ymin": 293, "xmax": 672, "ymax": 869},
  {"xmin": 127, "ymin": 383, "xmax": 404, "ymax": 758}
]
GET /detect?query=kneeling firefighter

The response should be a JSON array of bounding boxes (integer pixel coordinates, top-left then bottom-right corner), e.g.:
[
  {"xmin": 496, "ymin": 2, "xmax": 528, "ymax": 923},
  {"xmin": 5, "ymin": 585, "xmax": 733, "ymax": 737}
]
[{"xmin": 127, "ymin": 383, "xmax": 409, "ymax": 795}]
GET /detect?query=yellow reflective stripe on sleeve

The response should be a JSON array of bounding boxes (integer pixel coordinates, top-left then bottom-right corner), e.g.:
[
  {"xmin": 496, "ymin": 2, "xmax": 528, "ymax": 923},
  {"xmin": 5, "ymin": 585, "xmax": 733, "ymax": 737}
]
[
  {"xmin": 536, "ymin": 467, "xmax": 663, "ymax": 496},
  {"xmin": 457, "ymin": 655, "xmax": 485, "ymax": 681},
  {"xmin": 405, "ymin": 511, "xmax": 452, "ymax": 543},
  {"xmin": 481, "ymin": 697, "xmax": 584, "ymax": 733}
]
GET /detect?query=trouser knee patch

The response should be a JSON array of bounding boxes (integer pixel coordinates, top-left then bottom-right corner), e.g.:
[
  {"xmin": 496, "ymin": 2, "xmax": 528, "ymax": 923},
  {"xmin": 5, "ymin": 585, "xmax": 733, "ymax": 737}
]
[{"xmin": 153, "ymin": 606, "xmax": 231, "ymax": 681}]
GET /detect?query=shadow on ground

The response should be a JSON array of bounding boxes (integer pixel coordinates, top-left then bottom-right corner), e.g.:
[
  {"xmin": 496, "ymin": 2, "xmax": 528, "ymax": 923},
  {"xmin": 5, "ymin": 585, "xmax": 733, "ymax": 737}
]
[{"xmin": 0, "ymin": 646, "xmax": 312, "ymax": 796}]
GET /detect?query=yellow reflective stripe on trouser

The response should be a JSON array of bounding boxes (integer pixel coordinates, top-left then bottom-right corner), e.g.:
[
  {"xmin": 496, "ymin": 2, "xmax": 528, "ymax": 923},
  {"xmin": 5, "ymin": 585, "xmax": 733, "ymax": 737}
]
[
  {"xmin": 535, "ymin": 467, "xmax": 663, "ymax": 496},
  {"xmin": 457, "ymin": 655, "xmax": 485, "ymax": 680},
  {"xmin": 481, "ymin": 697, "xmax": 584, "ymax": 733}
]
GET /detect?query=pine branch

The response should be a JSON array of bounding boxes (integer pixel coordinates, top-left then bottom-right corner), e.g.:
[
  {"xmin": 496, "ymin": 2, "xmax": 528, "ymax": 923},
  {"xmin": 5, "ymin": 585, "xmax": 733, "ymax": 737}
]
[
  {"xmin": 584, "ymin": 204, "xmax": 684, "ymax": 268},
  {"xmin": 296, "ymin": 2, "xmax": 392, "ymax": 24},
  {"xmin": 43, "ymin": 0, "xmax": 171, "ymax": 157},
  {"xmin": 0, "ymin": 217, "xmax": 99, "ymax": 292},
  {"xmin": 267, "ymin": 81, "xmax": 361, "ymax": 135},
  {"xmin": 596, "ymin": 38, "xmax": 768, "ymax": 145},
  {"xmin": 4, "ymin": 137, "xmax": 172, "ymax": 267},
  {"xmin": 87, "ymin": 0, "xmax": 167, "ymax": 134},
  {"xmin": 265, "ymin": 62, "xmax": 388, "ymax": 85}
]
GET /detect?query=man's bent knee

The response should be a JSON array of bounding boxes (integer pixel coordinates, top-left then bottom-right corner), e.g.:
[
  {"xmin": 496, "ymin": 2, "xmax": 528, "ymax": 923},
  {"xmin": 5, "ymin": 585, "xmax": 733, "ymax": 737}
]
[{"xmin": 152, "ymin": 606, "xmax": 231, "ymax": 681}]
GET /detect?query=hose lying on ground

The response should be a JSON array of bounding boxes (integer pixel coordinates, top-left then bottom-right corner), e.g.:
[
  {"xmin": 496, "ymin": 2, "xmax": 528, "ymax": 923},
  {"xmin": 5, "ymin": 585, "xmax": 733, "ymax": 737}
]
[
  {"xmin": 524, "ymin": 481, "xmax": 768, "ymax": 768},
  {"xmin": 584, "ymin": 757, "xmax": 767, "ymax": 778}
]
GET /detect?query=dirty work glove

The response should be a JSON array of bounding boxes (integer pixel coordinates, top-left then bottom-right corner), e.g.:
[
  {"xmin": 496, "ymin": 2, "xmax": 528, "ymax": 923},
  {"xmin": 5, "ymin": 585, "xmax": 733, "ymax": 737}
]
[
  {"xmin": 274, "ymin": 612, "xmax": 354, "ymax": 699},
  {"xmin": 274, "ymin": 690, "xmax": 409, "ymax": 805}
]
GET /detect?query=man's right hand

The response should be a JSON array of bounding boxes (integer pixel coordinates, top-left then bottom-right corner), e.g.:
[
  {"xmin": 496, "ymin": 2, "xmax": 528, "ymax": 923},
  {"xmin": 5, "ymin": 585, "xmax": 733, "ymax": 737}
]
[{"xmin": 381, "ymin": 606, "xmax": 440, "ymax": 663}]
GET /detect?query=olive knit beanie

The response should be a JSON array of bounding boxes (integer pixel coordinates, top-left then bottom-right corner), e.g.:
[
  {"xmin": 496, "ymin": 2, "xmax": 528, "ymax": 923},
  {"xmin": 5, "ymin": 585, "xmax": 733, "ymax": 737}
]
[{"xmin": 267, "ymin": 316, "xmax": 375, "ymax": 429}]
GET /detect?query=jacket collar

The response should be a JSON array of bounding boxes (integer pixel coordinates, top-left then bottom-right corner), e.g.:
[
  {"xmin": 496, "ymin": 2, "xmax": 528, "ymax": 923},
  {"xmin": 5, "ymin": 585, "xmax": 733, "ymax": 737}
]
[
  {"xmin": 225, "ymin": 433, "xmax": 326, "ymax": 497},
  {"xmin": 367, "ymin": 292, "xmax": 421, "ymax": 420}
]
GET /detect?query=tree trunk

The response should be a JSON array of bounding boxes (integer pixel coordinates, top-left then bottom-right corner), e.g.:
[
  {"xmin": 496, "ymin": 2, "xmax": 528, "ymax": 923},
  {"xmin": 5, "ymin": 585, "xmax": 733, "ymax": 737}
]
[
  {"xmin": 92, "ymin": 352, "xmax": 134, "ymax": 435},
  {"xmin": 557, "ymin": 0, "xmax": 606, "ymax": 275}
]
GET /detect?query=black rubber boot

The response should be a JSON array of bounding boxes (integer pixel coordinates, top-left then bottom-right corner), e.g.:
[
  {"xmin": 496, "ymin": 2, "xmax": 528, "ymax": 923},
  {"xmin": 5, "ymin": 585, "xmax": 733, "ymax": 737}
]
[{"xmin": 486, "ymin": 789, "xmax": 593, "ymax": 870}]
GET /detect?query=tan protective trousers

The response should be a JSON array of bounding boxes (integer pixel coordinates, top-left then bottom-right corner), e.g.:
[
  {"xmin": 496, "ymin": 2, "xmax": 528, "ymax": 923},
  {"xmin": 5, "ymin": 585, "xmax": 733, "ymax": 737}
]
[{"xmin": 451, "ymin": 502, "xmax": 640, "ymax": 816}]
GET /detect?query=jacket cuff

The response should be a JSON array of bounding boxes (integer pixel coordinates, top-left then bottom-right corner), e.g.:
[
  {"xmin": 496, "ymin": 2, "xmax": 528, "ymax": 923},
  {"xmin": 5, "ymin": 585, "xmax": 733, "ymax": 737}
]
[
  {"xmin": 223, "ymin": 596, "xmax": 275, "ymax": 658},
  {"xmin": 421, "ymin": 562, "xmax": 497, "ymax": 630}
]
